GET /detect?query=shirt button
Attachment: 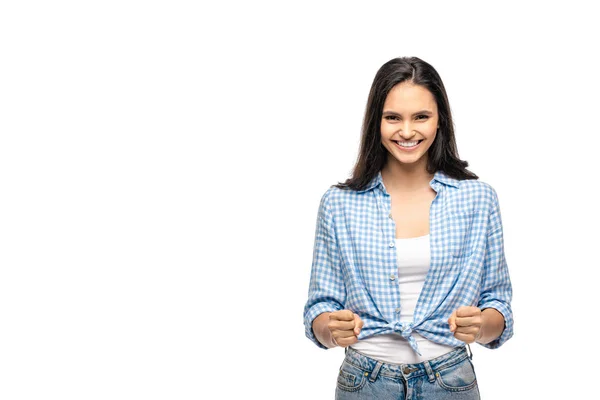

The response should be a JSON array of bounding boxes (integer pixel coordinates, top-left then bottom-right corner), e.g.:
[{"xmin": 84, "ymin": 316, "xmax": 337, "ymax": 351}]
[
  {"xmin": 395, "ymin": 308, "xmax": 401, "ymax": 313},
  {"xmin": 388, "ymin": 213, "xmax": 393, "ymax": 219},
  {"xmin": 389, "ymin": 242, "xmax": 395, "ymax": 248},
  {"xmin": 390, "ymin": 274, "xmax": 396, "ymax": 281}
]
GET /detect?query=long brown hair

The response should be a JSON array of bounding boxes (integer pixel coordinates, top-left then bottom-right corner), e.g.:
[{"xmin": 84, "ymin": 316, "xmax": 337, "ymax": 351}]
[{"xmin": 335, "ymin": 57, "xmax": 478, "ymax": 191}]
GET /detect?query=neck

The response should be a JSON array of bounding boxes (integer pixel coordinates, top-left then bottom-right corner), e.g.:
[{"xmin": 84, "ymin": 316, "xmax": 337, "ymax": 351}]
[{"xmin": 381, "ymin": 158, "xmax": 434, "ymax": 193}]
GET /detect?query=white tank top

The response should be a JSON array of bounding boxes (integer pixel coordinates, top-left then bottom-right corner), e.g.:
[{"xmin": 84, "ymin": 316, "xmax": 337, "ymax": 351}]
[{"xmin": 349, "ymin": 234, "xmax": 456, "ymax": 364}]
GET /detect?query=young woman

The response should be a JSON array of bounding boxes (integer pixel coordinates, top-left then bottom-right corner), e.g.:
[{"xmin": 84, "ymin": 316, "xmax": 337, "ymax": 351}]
[{"xmin": 303, "ymin": 57, "xmax": 514, "ymax": 399}]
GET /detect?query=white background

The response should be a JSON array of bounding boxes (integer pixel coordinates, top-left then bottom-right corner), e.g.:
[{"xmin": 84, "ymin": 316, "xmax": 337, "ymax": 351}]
[{"xmin": 1, "ymin": 1, "xmax": 598, "ymax": 399}]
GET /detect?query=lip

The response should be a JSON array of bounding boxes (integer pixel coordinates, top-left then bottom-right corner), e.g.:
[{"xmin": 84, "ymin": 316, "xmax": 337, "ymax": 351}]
[{"xmin": 393, "ymin": 140, "xmax": 423, "ymax": 152}]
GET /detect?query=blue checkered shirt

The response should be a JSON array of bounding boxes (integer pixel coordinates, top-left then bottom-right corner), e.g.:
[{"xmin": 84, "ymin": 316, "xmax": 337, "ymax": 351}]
[{"xmin": 303, "ymin": 170, "xmax": 514, "ymax": 355}]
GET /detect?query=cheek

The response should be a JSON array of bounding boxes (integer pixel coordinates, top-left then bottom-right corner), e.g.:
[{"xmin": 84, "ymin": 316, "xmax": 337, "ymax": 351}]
[
  {"xmin": 380, "ymin": 123, "xmax": 394, "ymax": 137},
  {"xmin": 424, "ymin": 124, "xmax": 438, "ymax": 139}
]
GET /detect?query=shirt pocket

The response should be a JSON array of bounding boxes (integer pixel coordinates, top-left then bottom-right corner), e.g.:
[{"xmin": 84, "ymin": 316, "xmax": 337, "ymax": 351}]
[{"xmin": 444, "ymin": 212, "xmax": 477, "ymax": 258}]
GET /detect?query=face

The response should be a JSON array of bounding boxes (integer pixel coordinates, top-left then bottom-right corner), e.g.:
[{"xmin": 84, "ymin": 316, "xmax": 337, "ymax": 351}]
[{"xmin": 380, "ymin": 81, "xmax": 439, "ymax": 168}]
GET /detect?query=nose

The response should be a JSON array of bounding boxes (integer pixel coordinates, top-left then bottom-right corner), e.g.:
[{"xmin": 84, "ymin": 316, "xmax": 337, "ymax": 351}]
[{"xmin": 398, "ymin": 122, "xmax": 417, "ymax": 139}]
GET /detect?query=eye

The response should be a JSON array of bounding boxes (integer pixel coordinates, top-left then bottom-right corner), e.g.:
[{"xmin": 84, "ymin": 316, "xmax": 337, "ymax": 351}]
[
  {"xmin": 416, "ymin": 115, "xmax": 429, "ymax": 120},
  {"xmin": 384, "ymin": 115, "xmax": 400, "ymax": 121}
]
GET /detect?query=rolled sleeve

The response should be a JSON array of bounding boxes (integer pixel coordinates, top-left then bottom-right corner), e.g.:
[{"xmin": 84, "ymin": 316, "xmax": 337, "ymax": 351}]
[
  {"xmin": 303, "ymin": 190, "xmax": 346, "ymax": 350},
  {"xmin": 477, "ymin": 189, "xmax": 514, "ymax": 349}
]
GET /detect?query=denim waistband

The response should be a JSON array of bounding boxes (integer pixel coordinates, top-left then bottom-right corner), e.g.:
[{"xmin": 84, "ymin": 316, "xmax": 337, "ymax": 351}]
[{"xmin": 343, "ymin": 344, "xmax": 472, "ymax": 383}]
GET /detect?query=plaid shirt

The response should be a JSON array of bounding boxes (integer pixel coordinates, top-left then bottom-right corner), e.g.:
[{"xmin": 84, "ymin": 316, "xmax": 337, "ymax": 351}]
[{"xmin": 303, "ymin": 170, "xmax": 514, "ymax": 355}]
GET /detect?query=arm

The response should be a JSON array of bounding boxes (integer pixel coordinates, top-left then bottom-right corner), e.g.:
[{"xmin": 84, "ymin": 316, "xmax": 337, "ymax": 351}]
[
  {"xmin": 303, "ymin": 190, "xmax": 346, "ymax": 349},
  {"xmin": 476, "ymin": 188, "xmax": 514, "ymax": 349}
]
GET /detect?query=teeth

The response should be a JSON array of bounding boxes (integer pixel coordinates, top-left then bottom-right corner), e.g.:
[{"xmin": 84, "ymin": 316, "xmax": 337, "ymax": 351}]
[{"xmin": 396, "ymin": 140, "xmax": 419, "ymax": 147}]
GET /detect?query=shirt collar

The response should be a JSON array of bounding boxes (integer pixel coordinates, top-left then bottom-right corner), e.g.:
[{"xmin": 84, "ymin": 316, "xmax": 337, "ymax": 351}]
[{"xmin": 356, "ymin": 169, "xmax": 460, "ymax": 193}]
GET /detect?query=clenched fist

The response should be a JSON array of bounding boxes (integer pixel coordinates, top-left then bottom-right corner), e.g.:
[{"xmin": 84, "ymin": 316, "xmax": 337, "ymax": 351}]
[
  {"xmin": 328, "ymin": 310, "xmax": 363, "ymax": 347},
  {"xmin": 448, "ymin": 306, "xmax": 483, "ymax": 344}
]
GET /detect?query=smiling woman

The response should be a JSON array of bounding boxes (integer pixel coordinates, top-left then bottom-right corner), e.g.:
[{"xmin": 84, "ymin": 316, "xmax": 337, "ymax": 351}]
[{"xmin": 303, "ymin": 56, "xmax": 514, "ymax": 400}]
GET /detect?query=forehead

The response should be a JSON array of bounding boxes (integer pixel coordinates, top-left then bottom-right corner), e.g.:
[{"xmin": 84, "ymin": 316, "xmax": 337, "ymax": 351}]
[{"xmin": 383, "ymin": 82, "xmax": 437, "ymax": 111}]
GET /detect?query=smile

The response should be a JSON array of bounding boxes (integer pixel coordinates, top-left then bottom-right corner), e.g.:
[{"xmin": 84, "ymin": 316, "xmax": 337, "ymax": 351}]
[{"xmin": 393, "ymin": 140, "xmax": 423, "ymax": 151}]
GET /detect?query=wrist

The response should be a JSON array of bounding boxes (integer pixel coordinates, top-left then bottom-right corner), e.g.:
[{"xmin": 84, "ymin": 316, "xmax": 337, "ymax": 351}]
[
  {"xmin": 475, "ymin": 309, "xmax": 488, "ymax": 344},
  {"xmin": 477, "ymin": 308, "xmax": 504, "ymax": 345},
  {"xmin": 313, "ymin": 312, "xmax": 337, "ymax": 348}
]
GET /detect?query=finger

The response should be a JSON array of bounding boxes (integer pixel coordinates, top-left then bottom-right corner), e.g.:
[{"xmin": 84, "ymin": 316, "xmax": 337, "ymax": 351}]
[
  {"xmin": 455, "ymin": 315, "xmax": 482, "ymax": 327},
  {"xmin": 455, "ymin": 325, "xmax": 480, "ymax": 335},
  {"xmin": 334, "ymin": 329, "xmax": 358, "ymax": 339},
  {"xmin": 330, "ymin": 310, "xmax": 355, "ymax": 321},
  {"xmin": 353, "ymin": 313, "xmax": 363, "ymax": 335},
  {"xmin": 357, "ymin": 315, "xmax": 364, "ymax": 335},
  {"xmin": 448, "ymin": 311, "xmax": 457, "ymax": 332},
  {"xmin": 453, "ymin": 331, "xmax": 476, "ymax": 344},
  {"xmin": 447, "ymin": 310, "xmax": 455, "ymax": 325},
  {"xmin": 327, "ymin": 319, "xmax": 355, "ymax": 333},
  {"xmin": 331, "ymin": 331, "xmax": 352, "ymax": 348},
  {"xmin": 335, "ymin": 335, "xmax": 358, "ymax": 347},
  {"xmin": 456, "ymin": 306, "xmax": 481, "ymax": 318},
  {"xmin": 331, "ymin": 335, "xmax": 339, "ymax": 347}
]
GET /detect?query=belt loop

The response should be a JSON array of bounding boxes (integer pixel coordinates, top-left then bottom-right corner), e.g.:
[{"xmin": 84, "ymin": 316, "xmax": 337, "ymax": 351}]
[
  {"xmin": 345, "ymin": 346, "xmax": 348, "ymax": 355},
  {"xmin": 467, "ymin": 344, "xmax": 473, "ymax": 360},
  {"xmin": 423, "ymin": 360, "xmax": 436, "ymax": 383},
  {"xmin": 368, "ymin": 361, "xmax": 384, "ymax": 383}
]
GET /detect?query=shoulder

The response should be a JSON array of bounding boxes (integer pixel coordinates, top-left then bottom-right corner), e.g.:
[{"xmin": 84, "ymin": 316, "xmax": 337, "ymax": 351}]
[
  {"xmin": 315, "ymin": 186, "xmax": 338, "ymax": 217},
  {"xmin": 317, "ymin": 184, "xmax": 364, "ymax": 215},
  {"xmin": 454, "ymin": 178, "xmax": 500, "ymax": 213}
]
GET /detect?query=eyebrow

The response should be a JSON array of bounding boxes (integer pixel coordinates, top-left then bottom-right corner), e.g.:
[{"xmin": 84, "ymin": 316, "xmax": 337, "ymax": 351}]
[{"xmin": 382, "ymin": 110, "xmax": 433, "ymax": 116}]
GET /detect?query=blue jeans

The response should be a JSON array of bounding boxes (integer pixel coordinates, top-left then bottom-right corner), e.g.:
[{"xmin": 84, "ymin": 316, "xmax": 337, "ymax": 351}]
[{"xmin": 335, "ymin": 345, "xmax": 480, "ymax": 400}]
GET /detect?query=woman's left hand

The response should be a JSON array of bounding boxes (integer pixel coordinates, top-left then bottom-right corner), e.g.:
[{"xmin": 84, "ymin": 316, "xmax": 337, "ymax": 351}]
[{"xmin": 448, "ymin": 306, "xmax": 483, "ymax": 344}]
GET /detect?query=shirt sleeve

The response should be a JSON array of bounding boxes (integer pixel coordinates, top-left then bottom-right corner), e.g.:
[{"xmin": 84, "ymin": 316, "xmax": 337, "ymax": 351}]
[
  {"xmin": 303, "ymin": 189, "xmax": 346, "ymax": 349},
  {"xmin": 477, "ymin": 187, "xmax": 514, "ymax": 349}
]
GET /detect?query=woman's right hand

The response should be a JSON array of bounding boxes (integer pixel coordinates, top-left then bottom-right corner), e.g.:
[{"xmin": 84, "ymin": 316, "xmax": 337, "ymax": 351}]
[{"xmin": 327, "ymin": 310, "xmax": 363, "ymax": 347}]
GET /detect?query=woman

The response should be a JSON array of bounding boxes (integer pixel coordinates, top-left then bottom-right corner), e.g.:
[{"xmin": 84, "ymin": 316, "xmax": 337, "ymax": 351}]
[{"xmin": 303, "ymin": 57, "xmax": 514, "ymax": 399}]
